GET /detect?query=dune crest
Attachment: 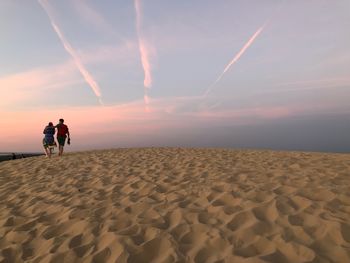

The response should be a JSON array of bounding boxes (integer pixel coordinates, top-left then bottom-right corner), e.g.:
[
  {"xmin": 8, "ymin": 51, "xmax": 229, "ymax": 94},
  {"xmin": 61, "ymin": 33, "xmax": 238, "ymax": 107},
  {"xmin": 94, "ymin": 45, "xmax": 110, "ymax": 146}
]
[{"xmin": 0, "ymin": 148, "xmax": 349, "ymax": 262}]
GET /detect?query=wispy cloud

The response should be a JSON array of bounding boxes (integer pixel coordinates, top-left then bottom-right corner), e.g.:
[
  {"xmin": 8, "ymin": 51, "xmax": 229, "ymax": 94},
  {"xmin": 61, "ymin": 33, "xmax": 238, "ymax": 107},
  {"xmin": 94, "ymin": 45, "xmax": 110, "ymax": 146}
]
[
  {"xmin": 134, "ymin": 0, "xmax": 155, "ymax": 110},
  {"xmin": 263, "ymin": 77, "xmax": 350, "ymax": 93},
  {"xmin": 77, "ymin": 42, "xmax": 137, "ymax": 66},
  {"xmin": 71, "ymin": 0, "xmax": 123, "ymax": 40},
  {"xmin": 204, "ymin": 25, "xmax": 266, "ymax": 97},
  {"xmin": 0, "ymin": 62, "xmax": 81, "ymax": 107},
  {"xmin": 0, "ymin": 40, "xmax": 140, "ymax": 109},
  {"xmin": 1, "ymin": 88, "xmax": 338, "ymax": 151},
  {"xmin": 38, "ymin": 0, "xmax": 103, "ymax": 105},
  {"xmin": 0, "ymin": 96, "xmax": 298, "ymax": 139}
]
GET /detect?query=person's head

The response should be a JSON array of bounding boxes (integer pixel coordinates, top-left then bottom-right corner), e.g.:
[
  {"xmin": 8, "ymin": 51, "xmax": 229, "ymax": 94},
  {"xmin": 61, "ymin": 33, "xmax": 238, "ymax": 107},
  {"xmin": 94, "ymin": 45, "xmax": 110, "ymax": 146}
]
[
  {"xmin": 48, "ymin": 122, "xmax": 53, "ymax": 126},
  {"xmin": 59, "ymin": 118, "xmax": 64, "ymax": 124}
]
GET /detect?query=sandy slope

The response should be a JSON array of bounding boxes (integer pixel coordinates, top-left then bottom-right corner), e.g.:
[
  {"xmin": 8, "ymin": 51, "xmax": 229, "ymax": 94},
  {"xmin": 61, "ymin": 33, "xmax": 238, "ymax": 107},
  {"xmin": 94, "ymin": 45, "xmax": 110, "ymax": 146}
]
[{"xmin": 0, "ymin": 148, "xmax": 349, "ymax": 263}]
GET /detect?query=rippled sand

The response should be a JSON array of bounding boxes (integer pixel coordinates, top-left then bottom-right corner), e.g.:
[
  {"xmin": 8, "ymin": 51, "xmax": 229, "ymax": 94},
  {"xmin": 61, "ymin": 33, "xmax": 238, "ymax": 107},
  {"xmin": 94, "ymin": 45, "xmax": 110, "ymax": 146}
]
[{"xmin": 0, "ymin": 148, "xmax": 349, "ymax": 262}]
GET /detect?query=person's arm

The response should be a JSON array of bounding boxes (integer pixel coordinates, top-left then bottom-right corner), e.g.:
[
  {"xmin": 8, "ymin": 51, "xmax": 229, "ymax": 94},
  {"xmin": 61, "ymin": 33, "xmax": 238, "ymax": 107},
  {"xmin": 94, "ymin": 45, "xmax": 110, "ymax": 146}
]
[{"xmin": 67, "ymin": 127, "xmax": 71, "ymax": 145}]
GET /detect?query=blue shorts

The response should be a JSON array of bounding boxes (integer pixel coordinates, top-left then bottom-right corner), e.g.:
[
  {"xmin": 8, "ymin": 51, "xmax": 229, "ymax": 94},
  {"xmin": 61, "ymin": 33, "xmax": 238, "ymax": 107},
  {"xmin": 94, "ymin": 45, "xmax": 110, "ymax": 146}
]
[{"xmin": 43, "ymin": 137, "xmax": 55, "ymax": 148}]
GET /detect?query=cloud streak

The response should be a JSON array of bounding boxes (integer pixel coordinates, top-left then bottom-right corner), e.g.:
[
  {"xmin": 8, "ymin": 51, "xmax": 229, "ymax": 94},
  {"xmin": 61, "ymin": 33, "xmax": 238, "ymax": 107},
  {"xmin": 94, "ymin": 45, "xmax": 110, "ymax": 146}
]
[
  {"xmin": 0, "ymin": 95, "xmax": 301, "ymax": 151},
  {"xmin": 0, "ymin": 62, "xmax": 82, "ymax": 107},
  {"xmin": 71, "ymin": 0, "xmax": 124, "ymax": 41},
  {"xmin": 0, "ymin": 40, "xmax": 140, "ymax": 109},
  {"xmin": 134, "ymin": 0, "xmax": 154, "ymax": 110},
  {"xmin": 38, "ymin": 0, "xmax": 103, "ymax": 105},
  {"xmin": 204, "ymin": 25, "xmax": 266, "ymax": 97}
]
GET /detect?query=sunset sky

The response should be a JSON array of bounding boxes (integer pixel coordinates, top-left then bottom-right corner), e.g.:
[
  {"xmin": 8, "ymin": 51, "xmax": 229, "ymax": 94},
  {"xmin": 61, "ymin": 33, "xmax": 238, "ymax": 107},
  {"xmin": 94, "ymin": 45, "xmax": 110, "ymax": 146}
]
[{"xmin": 1, "ymin": 0, "xmax": 349, "ymax": 153}]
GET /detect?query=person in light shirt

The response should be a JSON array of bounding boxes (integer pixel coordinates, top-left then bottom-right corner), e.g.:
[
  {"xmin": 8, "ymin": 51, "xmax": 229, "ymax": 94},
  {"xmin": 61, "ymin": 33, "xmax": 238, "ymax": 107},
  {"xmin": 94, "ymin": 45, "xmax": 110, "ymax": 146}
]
[{"xmin": 43, "ymin": 122, "xmax": 56, "ymax": 158}]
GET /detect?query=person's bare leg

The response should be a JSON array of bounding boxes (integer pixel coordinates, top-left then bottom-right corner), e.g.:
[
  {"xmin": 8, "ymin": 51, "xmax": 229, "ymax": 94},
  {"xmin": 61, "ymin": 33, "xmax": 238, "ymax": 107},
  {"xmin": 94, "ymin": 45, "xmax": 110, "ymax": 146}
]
[
  {"xmin": 44, "ymin": 147, "xmax": 49, "ymax": 157},
  {"xmin": 49, "ymin": 147, "xmax": 53, "ymax": 158},
  {"xmin": 59, "ymin": 145, "xmax": 64, "ymax": 156},
  {"xmin": 46, "ymin": 147, "xmax": 52, "ymax": 158}
]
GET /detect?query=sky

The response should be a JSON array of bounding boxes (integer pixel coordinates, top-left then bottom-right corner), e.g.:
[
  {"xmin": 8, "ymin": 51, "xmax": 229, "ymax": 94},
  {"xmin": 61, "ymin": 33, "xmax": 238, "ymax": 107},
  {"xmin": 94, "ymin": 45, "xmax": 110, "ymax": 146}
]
[{"xmin": 1, "ymin": 0, "xmax": 349, "ymax": 153}]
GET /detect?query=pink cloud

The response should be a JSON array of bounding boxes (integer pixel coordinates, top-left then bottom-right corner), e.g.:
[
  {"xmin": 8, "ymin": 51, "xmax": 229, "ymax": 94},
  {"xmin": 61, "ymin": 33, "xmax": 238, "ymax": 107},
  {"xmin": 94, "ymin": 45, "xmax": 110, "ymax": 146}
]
[
  {"xmin": 138, "ymin": 40, "xmax": 153, "ymax": 88},
  {"xmin": 0, "ymin": 40, "xmax": 139, "ymax": 109},
  {"xmin": 0, "ymin": 92, "xmax": 305, "ymax": 152},
  {"xmin": 78, "ymin": 42, "xmax": 138, "ymax": 66},
  {"xmin": 71, "ymin": 0, "xmax": 114, "ymax": 34},
  {"xmin": 134, "ymin": 0, "xmax": 156, "ymax": 110},
  {"xmin": 0, "ymin": 62, "xmax": 81, "ymax": 107},
  {"xmin": 187, "ymin": 106, "xmax": 294, "ymax": 121}
]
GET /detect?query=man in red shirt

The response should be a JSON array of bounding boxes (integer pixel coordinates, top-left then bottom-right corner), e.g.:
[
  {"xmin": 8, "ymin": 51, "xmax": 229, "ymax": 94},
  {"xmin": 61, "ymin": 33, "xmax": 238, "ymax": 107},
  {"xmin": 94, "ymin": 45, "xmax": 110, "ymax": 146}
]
[{"xmin": 55, "ymin": 118, "xmax": 70, "ymax": 156}]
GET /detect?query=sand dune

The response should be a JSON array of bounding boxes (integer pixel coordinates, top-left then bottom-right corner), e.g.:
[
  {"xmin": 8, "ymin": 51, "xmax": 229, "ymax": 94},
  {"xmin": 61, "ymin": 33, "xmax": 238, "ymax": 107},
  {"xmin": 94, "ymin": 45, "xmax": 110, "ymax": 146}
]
[{"xmin": 0, "ymin": 148, "xmax": 349, "ymax": 262}]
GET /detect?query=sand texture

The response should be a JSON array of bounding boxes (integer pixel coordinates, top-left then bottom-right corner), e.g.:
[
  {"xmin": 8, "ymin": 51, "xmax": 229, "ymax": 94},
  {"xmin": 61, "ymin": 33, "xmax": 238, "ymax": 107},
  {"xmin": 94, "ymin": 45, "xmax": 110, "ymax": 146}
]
[{"xmin": 0, "ymin": 148, "xmax": 350, "ymax": 263}]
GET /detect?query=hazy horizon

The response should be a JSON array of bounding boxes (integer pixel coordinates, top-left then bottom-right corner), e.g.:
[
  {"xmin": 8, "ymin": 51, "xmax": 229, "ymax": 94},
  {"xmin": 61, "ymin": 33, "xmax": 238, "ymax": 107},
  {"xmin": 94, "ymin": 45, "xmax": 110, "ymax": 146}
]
[{"xmin": 1, "ymin": 1, "xmax": 349, "ymax": 153}]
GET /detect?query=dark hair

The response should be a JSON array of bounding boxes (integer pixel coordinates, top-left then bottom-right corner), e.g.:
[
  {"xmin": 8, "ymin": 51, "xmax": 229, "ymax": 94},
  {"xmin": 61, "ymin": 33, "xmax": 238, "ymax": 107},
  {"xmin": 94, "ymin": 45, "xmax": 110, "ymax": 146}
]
[
  {"xmin": 59, "ymin": 119, "xmax": 64, "ymax": 123},
  {"xmin": 48, "ymin": 122, "xmax": 53, "ymax": 126}
]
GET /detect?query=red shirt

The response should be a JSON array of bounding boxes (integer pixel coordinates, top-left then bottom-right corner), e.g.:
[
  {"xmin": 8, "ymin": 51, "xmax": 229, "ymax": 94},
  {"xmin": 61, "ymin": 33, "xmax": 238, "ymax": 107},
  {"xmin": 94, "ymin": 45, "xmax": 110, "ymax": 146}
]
[{"xmin": 56, "ymin": 124, "xmax": 69, "ymax": 137}]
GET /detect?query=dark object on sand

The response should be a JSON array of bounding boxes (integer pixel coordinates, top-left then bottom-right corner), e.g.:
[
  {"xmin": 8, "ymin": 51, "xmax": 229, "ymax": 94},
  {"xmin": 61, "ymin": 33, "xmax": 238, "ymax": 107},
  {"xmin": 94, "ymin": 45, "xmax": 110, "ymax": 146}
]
[{"xmin": 0, "ymin": 153, "xmax": 44, "ymax": 163}]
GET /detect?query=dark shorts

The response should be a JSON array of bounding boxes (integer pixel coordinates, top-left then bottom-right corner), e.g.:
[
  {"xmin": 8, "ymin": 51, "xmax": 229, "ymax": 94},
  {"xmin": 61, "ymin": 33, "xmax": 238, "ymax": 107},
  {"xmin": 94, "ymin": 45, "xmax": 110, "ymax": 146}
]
[{"xmin": 57, "ymin": 136, "xmax": 66, "ymax": 146}]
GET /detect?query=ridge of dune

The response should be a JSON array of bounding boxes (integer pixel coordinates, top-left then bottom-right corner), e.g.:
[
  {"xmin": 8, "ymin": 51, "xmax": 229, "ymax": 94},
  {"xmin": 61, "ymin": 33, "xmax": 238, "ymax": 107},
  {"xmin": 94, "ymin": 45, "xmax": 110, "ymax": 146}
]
[{"xmin": 0, "ymin": 148, "xmax": 349, "ymax": 262}]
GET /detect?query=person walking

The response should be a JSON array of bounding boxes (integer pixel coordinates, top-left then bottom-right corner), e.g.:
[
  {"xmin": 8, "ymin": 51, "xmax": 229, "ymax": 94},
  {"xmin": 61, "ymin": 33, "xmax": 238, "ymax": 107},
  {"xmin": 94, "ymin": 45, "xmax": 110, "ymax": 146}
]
[
  {"xmin": 43, "ymin": 122, "xmax": 56, "ymax": 158},
  {"xmin": 55, "ymin": 118, "xmax": 70, "ymax": 156}
]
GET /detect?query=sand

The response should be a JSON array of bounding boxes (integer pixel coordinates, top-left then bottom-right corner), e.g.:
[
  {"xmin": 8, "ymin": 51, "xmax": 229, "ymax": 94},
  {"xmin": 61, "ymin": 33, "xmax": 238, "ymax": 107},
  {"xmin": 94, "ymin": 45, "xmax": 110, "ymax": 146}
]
[{"xmin": 0, "ymin": 148, "xmax": 349, "ymax": 263}]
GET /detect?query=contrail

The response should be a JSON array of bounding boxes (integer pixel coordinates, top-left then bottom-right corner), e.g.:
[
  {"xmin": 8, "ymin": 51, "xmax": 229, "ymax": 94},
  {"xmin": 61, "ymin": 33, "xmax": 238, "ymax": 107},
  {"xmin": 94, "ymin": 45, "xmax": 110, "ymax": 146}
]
[
  {"xmin": 38, "ymin": 0, "xmax": 103, "ymax": 105},
  {"xmin": 134, "ymin": 0, "xmax": 153, "ymax": 109},
  {"xmin": 204, "ymin": 25, "xmax": 265, "ymax": 97}
]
